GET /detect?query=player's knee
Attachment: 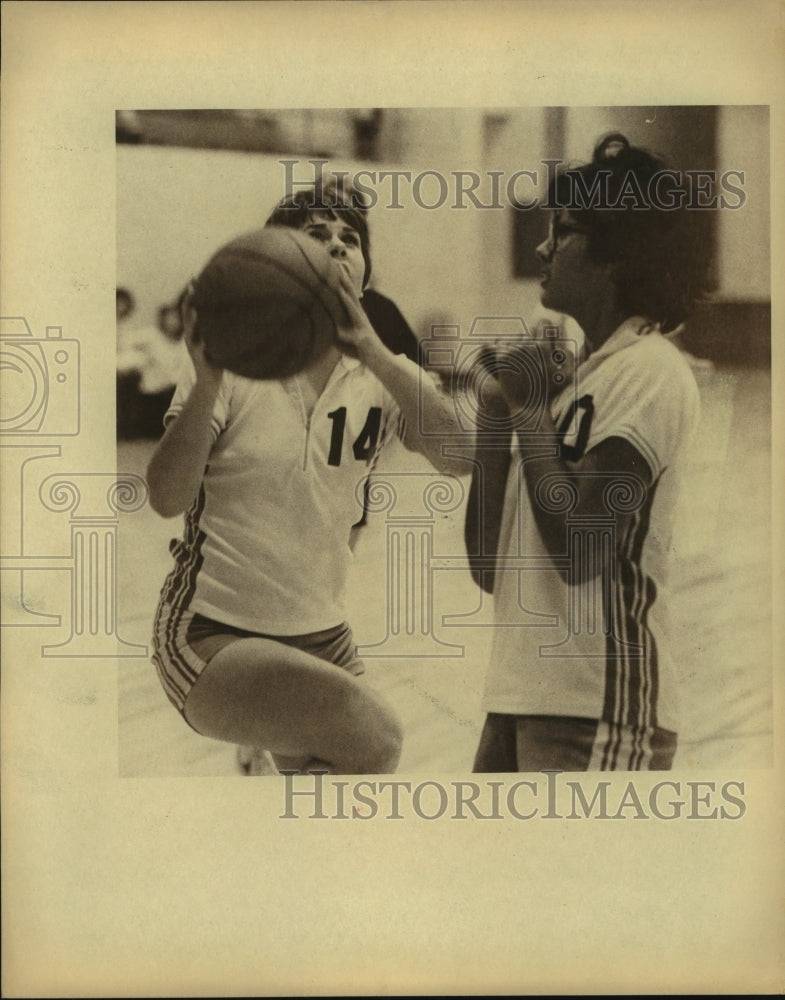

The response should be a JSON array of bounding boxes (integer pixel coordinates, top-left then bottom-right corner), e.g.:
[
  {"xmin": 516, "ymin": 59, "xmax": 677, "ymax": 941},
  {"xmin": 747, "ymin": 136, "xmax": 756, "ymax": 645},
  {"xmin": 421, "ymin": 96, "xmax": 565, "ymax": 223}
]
[
  {"xmin": 370, "ymin": 711, "xmax": 403, "ymax": 774},
  {"xmin": 343, "ymin": 685, "xmax": 403, "ymax": 774},
  {"xmin": 364, "ymin": 696, "xmax": 403, "ymax": 774}
]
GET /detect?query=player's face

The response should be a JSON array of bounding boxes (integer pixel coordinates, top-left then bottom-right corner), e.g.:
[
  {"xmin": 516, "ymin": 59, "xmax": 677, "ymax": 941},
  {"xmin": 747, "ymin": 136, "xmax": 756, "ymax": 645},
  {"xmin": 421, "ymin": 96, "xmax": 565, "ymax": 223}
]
[
  {"xmin": 536, "ymin": 211, "xmax": 608, "ymax": 321},
  {"xmin": 303, "ymin": 215, "xmax": 366, "ymax": 295}
]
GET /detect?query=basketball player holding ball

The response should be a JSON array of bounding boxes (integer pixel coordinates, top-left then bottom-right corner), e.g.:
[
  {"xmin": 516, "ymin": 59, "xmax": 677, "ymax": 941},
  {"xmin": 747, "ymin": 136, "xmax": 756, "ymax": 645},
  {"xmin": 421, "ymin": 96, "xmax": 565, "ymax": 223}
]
[{"xmin": 146, "ymin": 186, "xmax": 466, "ymax": 776}]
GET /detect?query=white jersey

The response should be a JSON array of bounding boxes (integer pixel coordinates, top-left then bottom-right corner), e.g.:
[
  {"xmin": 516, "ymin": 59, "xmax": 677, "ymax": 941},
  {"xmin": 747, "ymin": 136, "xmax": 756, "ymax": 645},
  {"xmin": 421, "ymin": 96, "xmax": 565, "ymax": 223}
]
[
  {"xmin": 483, "ymin": 318, "xmax": 700, "ymax": 734},
  {"xmin": 159, "ymin": 355, "xmax": 406, "ymax": 635}
]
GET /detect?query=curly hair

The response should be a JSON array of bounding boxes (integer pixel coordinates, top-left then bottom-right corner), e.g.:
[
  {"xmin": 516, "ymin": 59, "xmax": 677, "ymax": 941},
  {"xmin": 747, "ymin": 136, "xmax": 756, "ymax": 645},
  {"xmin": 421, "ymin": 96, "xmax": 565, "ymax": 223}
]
[
  {"xmin": 549, "ymin": 133, "xmax": 710, "ymax": 333},
  {"xmin": 265, "ymin": 180, "xmax": 372, "ymax": 288}
]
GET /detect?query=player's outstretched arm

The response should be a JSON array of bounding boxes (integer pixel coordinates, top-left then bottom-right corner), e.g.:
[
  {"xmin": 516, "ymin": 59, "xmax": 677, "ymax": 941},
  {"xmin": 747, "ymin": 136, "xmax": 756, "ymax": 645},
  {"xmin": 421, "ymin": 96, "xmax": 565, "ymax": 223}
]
[
  {"xmin": 367, "ymin": 349, "xmax": 471, "ymax": 476},
  {"xmin": 146, "ymin": 295, "xmax": 224, "ymax": 518},
  {"xmin": 335, "ymin": 273, "xmax": 469, "ymax": 476}
]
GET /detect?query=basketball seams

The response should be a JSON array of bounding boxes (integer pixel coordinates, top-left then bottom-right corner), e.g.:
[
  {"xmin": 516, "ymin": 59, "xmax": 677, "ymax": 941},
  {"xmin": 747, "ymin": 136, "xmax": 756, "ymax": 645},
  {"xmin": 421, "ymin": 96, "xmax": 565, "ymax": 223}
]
[
  {"xmin": 284, "ymin": 230, "xmax": 348, "ymax": 322},
  {"xmin": 194, "ymin": 228, "xmax": 346, "ymax": 380},
  {"xmin": 198, "ymin": 249, "xmax": 321, "ymax": 303},
  {"xmin": 197, "ymin": 238, "xmax": 338, "ymax": 326}
]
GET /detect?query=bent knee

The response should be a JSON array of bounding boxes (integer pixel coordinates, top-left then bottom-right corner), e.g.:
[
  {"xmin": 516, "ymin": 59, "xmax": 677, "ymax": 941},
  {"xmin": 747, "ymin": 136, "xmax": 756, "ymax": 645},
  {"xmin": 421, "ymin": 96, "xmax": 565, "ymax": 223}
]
[
  {"xmin": 342, "ymin": 685, "xmax": 403, "ymax": 774},
  {"xmin": 369, "ymin": 713, "xmax": 403, "ymax": 774}
]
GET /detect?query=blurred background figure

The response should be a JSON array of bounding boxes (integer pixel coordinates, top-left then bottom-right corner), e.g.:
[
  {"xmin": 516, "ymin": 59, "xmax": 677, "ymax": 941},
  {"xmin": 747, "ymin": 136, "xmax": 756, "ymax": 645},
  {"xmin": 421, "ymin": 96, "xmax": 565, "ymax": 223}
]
[
  {"xmin": 116, "ymin": 286, "xmax": 135, "ymax": 328},
  {"xmin": 117, "ymin": 292, "xmax": 187, "ymax": 440}
]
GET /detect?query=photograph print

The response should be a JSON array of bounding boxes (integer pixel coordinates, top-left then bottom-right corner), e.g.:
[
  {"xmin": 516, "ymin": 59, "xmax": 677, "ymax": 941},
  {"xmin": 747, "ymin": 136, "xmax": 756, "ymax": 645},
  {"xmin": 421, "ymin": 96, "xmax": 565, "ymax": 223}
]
[{"xmin": 114, "ymin": 105, "xmax": 772, "ymax": 780}]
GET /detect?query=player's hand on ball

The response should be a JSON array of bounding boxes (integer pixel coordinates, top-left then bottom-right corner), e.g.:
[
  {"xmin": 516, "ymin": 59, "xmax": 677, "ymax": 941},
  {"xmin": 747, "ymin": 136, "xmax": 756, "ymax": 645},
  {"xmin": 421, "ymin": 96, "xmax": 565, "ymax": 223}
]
[
  {"xmin": 181, "ymin": 283, "xmax": 223, "ymax": 385},
  {"xmin": 333, "ymin": 269, "xmax": 381, "ymax": 363}
]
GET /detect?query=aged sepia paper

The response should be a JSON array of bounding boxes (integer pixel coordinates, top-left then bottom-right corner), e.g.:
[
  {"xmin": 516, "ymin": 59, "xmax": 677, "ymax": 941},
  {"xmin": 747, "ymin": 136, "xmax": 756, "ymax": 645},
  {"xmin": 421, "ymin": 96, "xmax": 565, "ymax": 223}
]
[{"xmin": 2, "ymin": 1, "xmax": 783, "ymax": 995}]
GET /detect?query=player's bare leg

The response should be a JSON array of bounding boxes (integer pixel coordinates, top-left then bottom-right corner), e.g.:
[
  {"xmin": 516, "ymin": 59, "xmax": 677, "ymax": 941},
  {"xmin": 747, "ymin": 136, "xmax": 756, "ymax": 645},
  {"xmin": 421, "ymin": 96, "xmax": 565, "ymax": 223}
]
[{"xmin": 183, "ymin": 637, "xmax": 402, "ymax": 774}]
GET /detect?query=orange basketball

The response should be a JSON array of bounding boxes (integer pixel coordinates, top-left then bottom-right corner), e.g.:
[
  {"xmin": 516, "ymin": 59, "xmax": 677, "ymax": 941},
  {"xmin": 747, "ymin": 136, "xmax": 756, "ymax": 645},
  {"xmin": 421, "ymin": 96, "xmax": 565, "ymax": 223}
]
[{"xmin": 193, "ymin": 227, "xmax": 347, "ymax": 379}]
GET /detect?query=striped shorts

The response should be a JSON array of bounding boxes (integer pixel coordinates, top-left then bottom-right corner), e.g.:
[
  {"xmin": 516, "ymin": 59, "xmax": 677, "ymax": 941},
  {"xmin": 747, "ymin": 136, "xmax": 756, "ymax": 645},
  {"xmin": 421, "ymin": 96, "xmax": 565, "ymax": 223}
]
[
  {"xmin": 473, "ymin": 713, "xmax": 678, "ymax": 772},
  {"xmin": 151, "ymin": 599, "xmax": 365, "ymax": 717}
]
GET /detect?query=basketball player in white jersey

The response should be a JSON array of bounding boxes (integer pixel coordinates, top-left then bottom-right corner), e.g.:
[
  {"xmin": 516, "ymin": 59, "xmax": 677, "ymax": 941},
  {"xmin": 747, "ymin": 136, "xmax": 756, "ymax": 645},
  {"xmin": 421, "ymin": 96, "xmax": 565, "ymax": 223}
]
[
  {"xmin": 467, "ymin": 133, "xmax": 707, "ymax": 771},
  {"xmin": 147, "ymin": 185, "xmax": 467, "ymax": 776}
]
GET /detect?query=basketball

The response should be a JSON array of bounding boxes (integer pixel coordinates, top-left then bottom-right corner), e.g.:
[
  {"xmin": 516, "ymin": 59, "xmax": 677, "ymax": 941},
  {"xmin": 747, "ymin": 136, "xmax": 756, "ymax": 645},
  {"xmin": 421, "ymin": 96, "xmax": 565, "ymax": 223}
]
[{"xmin": 192, "ymin": 226, "xmax": 347, "ymax": 379}]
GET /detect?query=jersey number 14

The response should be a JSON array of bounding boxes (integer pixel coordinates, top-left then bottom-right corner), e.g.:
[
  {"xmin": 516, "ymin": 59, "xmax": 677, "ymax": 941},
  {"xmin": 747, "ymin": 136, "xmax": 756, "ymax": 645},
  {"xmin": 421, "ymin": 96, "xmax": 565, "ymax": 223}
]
[{"xmin": 327, "ymin": 406, "xmax": 382, "ymax": 466}]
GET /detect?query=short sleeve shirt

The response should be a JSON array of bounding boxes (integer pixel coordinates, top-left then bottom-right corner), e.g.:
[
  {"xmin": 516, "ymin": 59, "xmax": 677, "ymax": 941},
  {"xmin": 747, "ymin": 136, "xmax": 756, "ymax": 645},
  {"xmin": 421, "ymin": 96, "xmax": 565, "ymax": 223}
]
[
  {"xmin": 482, "ymin": 319, "xmax": 700, "ymax": 733},
  {"xmin": 159, "ymin": 355, "xmax": 407, "ymax": 635}
]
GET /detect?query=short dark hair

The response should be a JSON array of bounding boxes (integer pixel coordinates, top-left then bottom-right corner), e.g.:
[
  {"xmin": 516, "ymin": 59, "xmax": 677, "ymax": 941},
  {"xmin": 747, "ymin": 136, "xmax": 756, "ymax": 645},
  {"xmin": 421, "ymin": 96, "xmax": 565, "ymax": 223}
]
[
  {"xmin": 265, "ymin": 180, "xmax": 372, "ymax": 288},
  {"xmin": 549, "ymin": 133, "xmax": 709, "ymax": 332}
]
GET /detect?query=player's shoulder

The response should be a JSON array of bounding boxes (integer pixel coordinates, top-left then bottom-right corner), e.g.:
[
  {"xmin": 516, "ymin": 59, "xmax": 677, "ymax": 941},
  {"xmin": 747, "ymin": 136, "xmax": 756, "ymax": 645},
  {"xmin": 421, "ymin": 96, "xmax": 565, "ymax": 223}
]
[
  {"xmin": 612, "ymin": 333, "xmax": 701, "ymax": 438},
  {"xmin": 641, "ymin": 332, "xmax": 699, "ymax": 398},
  {"xmin": 611, "ymin": 328, "xmax": 697, "ymax": 389},
  {"xmin": 578, "ymin": 328, "xmax": 699, "ymax": 430}
]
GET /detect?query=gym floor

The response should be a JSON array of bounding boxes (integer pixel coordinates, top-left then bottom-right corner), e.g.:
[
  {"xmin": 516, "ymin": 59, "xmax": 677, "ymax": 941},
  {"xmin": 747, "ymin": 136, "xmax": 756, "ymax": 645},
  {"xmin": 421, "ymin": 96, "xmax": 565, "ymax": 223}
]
[{"xmin": 117, "ymin": 362, "xmax": 773, "ymax": 776}]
